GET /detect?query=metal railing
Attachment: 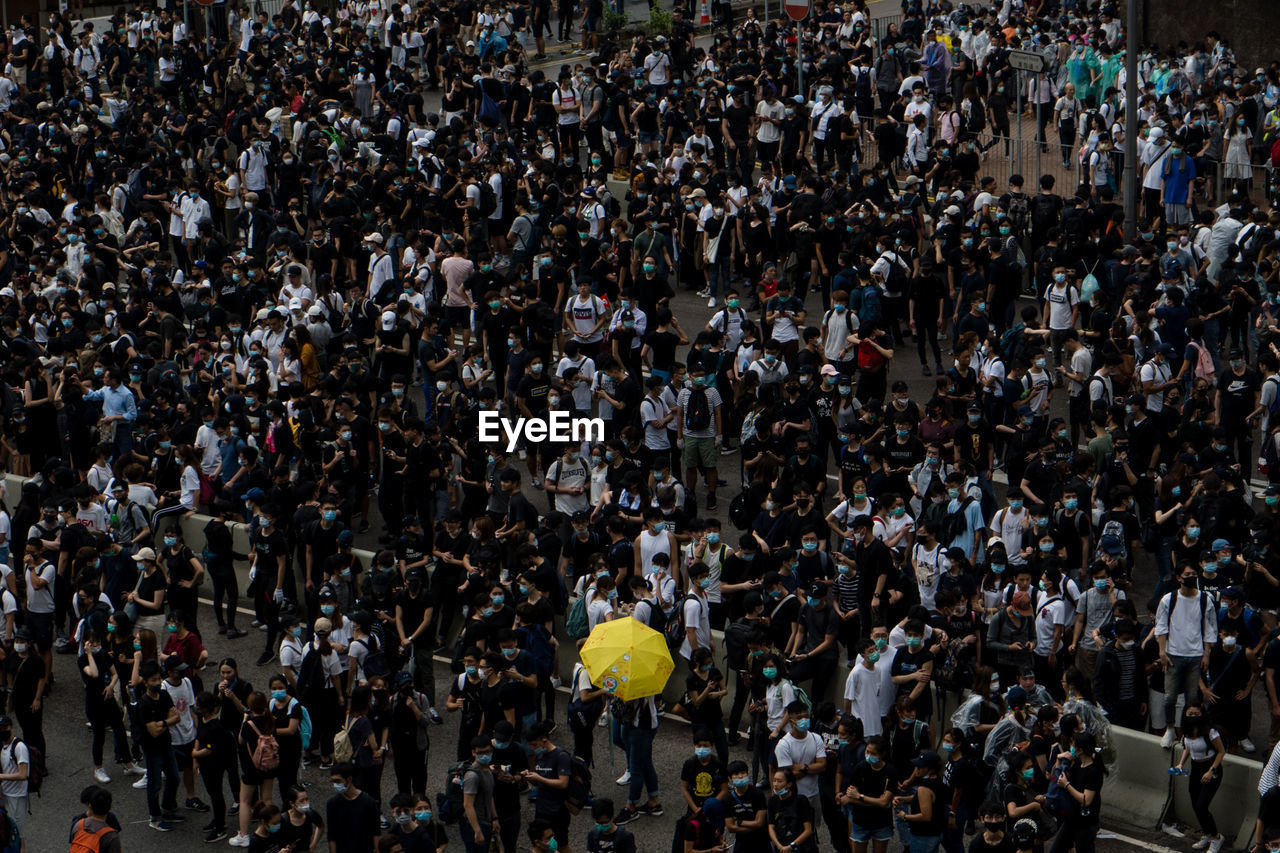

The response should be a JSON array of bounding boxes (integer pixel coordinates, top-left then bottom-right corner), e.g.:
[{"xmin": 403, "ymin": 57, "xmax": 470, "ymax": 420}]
[{"xmin": 870, "ymin": 12, "xmax": 902, "ymax": 45}]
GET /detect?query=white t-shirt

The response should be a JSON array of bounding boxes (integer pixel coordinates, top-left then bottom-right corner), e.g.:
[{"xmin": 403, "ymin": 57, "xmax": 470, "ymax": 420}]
[
  {"xmin": 843, "ymin": 662, "xmax": 883, "ymax": 736},
  {"xmin": 162, "ymin": 676, "xmax": 197, "ymax": 745},
  {"xmin": 26, "ymin": 561, "xmax": 55, "ymax": 614},
  {"xmin": 195, "ymin": 423, "xmax": 222, "ymax": 475},
  {"xmin": 586, "ymin": 589, "xmax": 613, "ymax": 632},
  {"xmin": 774, "ymin": 732, "xmax": 824, "ymax": 798},
  {"xmin": 910, "ymin": 542, "xmax": 949, "ymax": 610},
  {"xmin": 179, "ymin": 465, "xmax": 201, "ymax": 510},
  {"xmin": 0, "ymin": 739, "xmax": 27, "ymax": 797},
  {"xmin": 678, "ymin": 593, "xmax": 710, "ymax": 660},
  {"xmin": 1044, "ymin": 283, "xmax": 1079, "ymax": 330},
  {"xmin": 1033, "ymin": 594, "xmax": 1068, "ymax": 656},
  {"xmin": 280, "ymin": 637, "xmax": 305, "ymax": 679}
]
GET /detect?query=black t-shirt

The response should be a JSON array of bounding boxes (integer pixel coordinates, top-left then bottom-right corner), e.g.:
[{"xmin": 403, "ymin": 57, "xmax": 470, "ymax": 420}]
[
  {"xmin": 767, "ymin": 792, "xmax": 815, "ymax": 849},
  {"xmin": 1217, "ymin": 368, "xmax": 1260, "ymax": 424},
  {"xmin": 847, "ymin": 759, "xmax": 894, "ymax": 829},
  {"xmin": 679, "ymin": 756, "xmax": 727, "ymax": 807},
  {"xmin": 325, "ymin": 791, "xmax": 381, "ymax": 853},
  {"xmin": 136, "ymin": 688, "xmax": 174, "ymax": 754},
  {"xmin": 969, "ymin": 832, "xmax": 1016, "ymax": 853},
  {"xmin": 532, "ymin": 746, "xmax": 572, "ymax": 816},
  {"xmin": 1068, "ymin": 760, "xmax": 1105, "ymax": 824},
  {"xmin": 725, "ymin": 786, "xmax": 769, "ymax": 853},
  {"xmin": 397, "ymin": 589, "xmax": 435, "ymax": 642},
  {"xmin": 587, "ymin": 826, "xmax": 637, "ymax": 853},
  {"xmin": 196, "ymin": 716, "xmax": 239, "ymax": 771},
  {"xmin": 506, "ymin": 492, "xmax": 538, "ymax": 531}
]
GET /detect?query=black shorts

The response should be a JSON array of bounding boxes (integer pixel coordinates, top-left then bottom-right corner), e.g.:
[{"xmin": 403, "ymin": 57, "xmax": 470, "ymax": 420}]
[
  {"xmin": 25, "ymin": 612, "xmax": 53, "ymax": 652},
  {"xmin": 442, "ymin": 304, "xmax": 471, "ymax": 334},
  {"xmin": 173, "ymin": 740, "xmax": 194, "ymax": 770}
]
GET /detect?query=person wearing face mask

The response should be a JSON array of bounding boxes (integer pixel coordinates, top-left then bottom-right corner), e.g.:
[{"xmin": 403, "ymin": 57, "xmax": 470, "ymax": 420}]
[
  {"xmin": 1154, "ymin": 566, "xmax": 1218, "ymax": 748},
  {"xmin": 386, "ymin": 790, "xmax": 431, "ymax": 852},
  {"xmin": 844, "ymin": 637, "xmax": 886, "ymax": 735},
  {"xmin": 723, "ymin": 758, "xmax": 769, "ymax": 853},
  {"xmin": 1201, "ymin": 623, "xmax": 1256, "ymax": 750},
  {"xmin": 1171, "ymin": 705, "xmax": 1227, "ymax": 853},
  {"xmin": 767, "ymin": 766, "xmax": 817, "ymax": 853},
  {"xmin": 133, "ymin": 660, "xmax": 183, "ymax": 832},
  {"xmin": 324, "ymin": 762, "xmax": 381, "ymax": 853},
  {"xmin": 1069, "ymin": 562, "xmax": 1125, "ymax": 682},
  {"xmin": 1091, "ymin": 620, "xmax": 1145, "ymax": 732}
]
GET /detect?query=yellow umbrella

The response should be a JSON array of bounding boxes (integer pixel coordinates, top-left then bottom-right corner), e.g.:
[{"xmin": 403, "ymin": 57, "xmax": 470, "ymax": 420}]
[{"xmin": 579, "ymin": 616, "xmax": 675, "ymax": 702}]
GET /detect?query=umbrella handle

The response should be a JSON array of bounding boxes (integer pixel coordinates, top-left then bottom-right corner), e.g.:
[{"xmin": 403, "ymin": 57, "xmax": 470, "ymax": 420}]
[{"xmin": 606, "ymin": 704, "xmax": 615, "ymax": 775}]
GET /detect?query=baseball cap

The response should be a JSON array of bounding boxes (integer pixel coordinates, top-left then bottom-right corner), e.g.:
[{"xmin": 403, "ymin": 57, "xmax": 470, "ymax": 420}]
[
  {"xmin": 912, "ymin": 750, "xmax": 942, "ymax": 768},
  {"xmin": 820, "ymin": 365, "xmax": 839, "ymax": 377},
  {"xmin": 313, "ymin": 617, "xmax": 333, "ymax": 635},
  {"xmin": 1011, "ymin": 591, "xmax": 1033, "ymax": 616},
  {"xmin": 1211, "ymin": 538, "xmax": 1232, "ymax": 552},
  {"xmin": 1006, "ymin": 685, "xmax": 1029, "ymax": 708},
  {"xmin": 1222, "ymin": 586, "xmax": 1245, "ymax": 601},
  {"xmin": 381, "ymin": 310, "xmax": 397, "ymax": 330},
  {"xmin": 245, "ymin": 487, "xmax": 266, "ymax": 502},
  {"xmin": 132, "ymin": 547, "xmax": 157, "ymax": 562},
  {"xmin": 1099, "ymin": 536, "xmax": 1125, "ymax": 556}
]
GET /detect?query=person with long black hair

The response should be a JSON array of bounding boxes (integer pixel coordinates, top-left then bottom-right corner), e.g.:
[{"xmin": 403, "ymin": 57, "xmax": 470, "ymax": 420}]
[
  {"xmin": 1174, "ymin": 706, "xmax": 1227, "ymax": 853},
  {"xmin": 1047, "ymin": 732, "xmax": 1106, "ymax": 853}
]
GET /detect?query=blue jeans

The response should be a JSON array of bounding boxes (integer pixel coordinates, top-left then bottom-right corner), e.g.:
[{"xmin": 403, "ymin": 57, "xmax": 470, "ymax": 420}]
[
  {"xmin": 706, "ymin": 257, "xmax": 731, "ymax": 300},
  {"xmin": 626, "ymin": 725, "xmax": 659, "ymax": 805},
  {"xmin": 942, "ymin": 803, "xmax": 968, "ymax": 853},
  {"xmin": 460, "ymin": 822, "xmax": 492, "ymax": 853},
  {"xmin": 144, "ymin": 747, "xmax": 180, "ymax": 819},
  {"xmin": 910, "ymin": 833, "xmax": 943, "ymax": 853},
  {"xmin": 1164, "ymin": 654, "xmax": 1203, "ymax": 726}
]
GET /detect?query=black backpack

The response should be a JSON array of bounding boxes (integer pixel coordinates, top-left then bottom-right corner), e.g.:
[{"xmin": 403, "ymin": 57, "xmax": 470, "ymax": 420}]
[
  {"xmin": 728, "ymin": 488, "xmax": 754, "ymax": 530},
  {"xmin": 637, "ymin": 598, "xmax": 668, "ymax": 637},
  {"xmin": 723, "ymin": 617, "xmax": 754, "ymax": 670},
  {"xmin": 565, "ymin": 752, "xmax": 592, "ymax": 814},
  {"xmin": 437, "ymin": 761, "xmax": 471, "ymax": 824},
  {"xmin": 940, "ymin": 497, "xmax": 974, "ymax": 546},
  {"xmin": 295, "ymin": 648, "xmax": 326, "ymax": 702},
  {"xmin": 353, "ymin": 635, "xmax": 391, "ymax": 679},
  {"xmin": 12, "ymin": 739, "xmax": 45, "ymax": 799},
  {"xmin": 478, "ymin": 180, "xmax": 498, "ymax": 218},
  {"xmin": 685, "ymin": 388, "xmax": 712, "ymax": 431}
]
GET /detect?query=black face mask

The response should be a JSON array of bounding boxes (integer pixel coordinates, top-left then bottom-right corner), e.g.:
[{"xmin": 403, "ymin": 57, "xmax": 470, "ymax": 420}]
[{"xmin": 1181, "ymin": 576, "xmax": 1198, "ymax": 589}]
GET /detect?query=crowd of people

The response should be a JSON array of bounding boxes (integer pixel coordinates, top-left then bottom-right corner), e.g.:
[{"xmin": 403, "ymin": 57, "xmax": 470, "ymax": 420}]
[{"xmin": 3, "ymin": 0, "xmax": 1280, "ymax": 852}]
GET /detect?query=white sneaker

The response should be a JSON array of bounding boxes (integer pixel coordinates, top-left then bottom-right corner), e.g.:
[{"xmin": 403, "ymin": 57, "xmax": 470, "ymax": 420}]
[
  {"xmin": 228, "ymin": 834, "xmax": 251, "ymax": 848},
  {"xmin": 616, "ymin": 770, "xmax": 631, "ymax": 786},
  {"xmin": 132, "ymin": 775, "xmax": 149, "ymax": 789},
  {"xmin": 123, "ymin": 764, "xmax": 145, "ymax": 776},
  {"xmin": 1160, "ymin": 728, "xmax": 1176, "ymax": 749},
  {"xmin": 1193, "ymin": 837, "xmax": 1213, "ymax": 850},
  {"xmin": 1241, "ymin": 737, "xmax": 1257, "ymax": 753},
  {"xmin": 549, "ymin": 675, "xmax": 562, "ymax": 689},
  {"xmin": 1208, "ymin": 837, "xmax": 1225, "ymax": 853},
  {"xmin": 707, "ymin": 297, "xmax": 717, "ymax": 308},
  {"xmin": 1162, "ymin": 824, "xmax": 1187, "ymax": 838},
  {"xmin": 93, "ymin": 768, "xmax": 111, "ymax": 784}
]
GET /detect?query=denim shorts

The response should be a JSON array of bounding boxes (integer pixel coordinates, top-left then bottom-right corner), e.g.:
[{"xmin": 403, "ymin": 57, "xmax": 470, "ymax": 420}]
[{"xmin": 850, "ymin": 823, "xmax": 893, "ymax": 843}]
